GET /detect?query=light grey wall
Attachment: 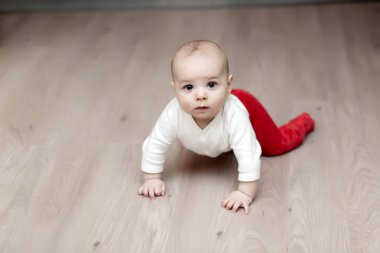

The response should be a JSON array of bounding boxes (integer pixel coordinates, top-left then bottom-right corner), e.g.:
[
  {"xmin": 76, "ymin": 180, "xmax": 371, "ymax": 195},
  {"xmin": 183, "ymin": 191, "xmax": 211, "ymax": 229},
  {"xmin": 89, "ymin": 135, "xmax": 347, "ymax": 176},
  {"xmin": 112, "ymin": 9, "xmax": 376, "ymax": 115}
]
[{"xmin": 0, "ymin": 0, "xmax": 370, "ymax": 11}]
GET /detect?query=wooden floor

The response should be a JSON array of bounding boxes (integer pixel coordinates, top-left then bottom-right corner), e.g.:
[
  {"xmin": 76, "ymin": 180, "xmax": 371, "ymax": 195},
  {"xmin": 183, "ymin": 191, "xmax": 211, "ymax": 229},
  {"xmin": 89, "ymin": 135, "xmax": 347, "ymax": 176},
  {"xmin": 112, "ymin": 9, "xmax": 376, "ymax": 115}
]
[{"xmin": 1, "ymin": 3, "xmax": 380, "ymax": 253}]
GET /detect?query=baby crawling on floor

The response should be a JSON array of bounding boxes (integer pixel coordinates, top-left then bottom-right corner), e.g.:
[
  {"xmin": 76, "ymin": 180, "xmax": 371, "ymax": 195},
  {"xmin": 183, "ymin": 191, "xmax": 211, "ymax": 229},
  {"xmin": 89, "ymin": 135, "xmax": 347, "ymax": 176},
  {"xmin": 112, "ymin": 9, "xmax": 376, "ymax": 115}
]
[{"xmin": 138, "ymin": 40, "xmax": 314, "ymax": 214}]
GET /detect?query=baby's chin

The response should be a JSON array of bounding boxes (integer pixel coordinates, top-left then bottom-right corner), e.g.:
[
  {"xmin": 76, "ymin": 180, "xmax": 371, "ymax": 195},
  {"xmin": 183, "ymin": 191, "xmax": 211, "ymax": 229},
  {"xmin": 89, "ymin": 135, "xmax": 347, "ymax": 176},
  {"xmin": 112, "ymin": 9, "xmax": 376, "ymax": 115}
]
[{"xmin": 192, "ymin": 114, "xmax": 217, "ymax": 123}]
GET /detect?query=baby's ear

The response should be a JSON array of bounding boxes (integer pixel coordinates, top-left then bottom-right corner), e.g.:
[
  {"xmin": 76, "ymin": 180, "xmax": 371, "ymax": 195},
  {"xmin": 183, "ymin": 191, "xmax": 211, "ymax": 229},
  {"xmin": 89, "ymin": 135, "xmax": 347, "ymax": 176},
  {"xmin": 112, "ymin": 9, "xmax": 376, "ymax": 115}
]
[
  {"xmin": 170, "ymin": 81, "xmax": 175, "ymax": 87},
  {"xmin": 228, "ymin": 74, "xmax": 234, "ymax": 91}
]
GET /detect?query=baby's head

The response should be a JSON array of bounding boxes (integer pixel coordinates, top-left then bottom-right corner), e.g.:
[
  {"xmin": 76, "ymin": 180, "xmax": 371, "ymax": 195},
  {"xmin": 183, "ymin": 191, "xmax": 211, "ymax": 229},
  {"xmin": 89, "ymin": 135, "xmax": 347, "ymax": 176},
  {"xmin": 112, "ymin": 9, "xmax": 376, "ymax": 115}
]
[
  {"xmin": 170, "ymin": 40, "xmax": 233, "ymax": 128},
  {"xmin": 171, "ymin": 40, "xmax": 230, "ymax": 80}
]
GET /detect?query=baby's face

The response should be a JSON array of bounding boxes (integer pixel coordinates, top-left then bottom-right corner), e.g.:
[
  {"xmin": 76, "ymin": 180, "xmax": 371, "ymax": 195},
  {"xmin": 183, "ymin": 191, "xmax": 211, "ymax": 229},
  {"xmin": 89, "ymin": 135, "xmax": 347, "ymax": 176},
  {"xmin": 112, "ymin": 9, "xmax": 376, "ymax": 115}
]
[{"xmin": 171, "ymin": 49, "xmax": 232, "ymax": 128}]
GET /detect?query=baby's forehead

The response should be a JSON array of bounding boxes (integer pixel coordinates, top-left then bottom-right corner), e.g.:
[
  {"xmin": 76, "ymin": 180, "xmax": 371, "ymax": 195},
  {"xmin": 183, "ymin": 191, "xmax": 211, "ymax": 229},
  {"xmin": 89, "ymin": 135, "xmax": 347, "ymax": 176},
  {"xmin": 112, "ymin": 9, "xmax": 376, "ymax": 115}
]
[
  {"xmin": 171, "ymin": 41, "xmax": 229, "ymax": 78},
  {"xmin": 173, "ymin": 52, "xmax": 226, "ymax": 76},
  {"xmin": 173, "ymin": 44, "xmax": 227, "ymax": 70},
  {"xmin": 172, "ymin": 55, "xmax": 227, "ymax": 82}
]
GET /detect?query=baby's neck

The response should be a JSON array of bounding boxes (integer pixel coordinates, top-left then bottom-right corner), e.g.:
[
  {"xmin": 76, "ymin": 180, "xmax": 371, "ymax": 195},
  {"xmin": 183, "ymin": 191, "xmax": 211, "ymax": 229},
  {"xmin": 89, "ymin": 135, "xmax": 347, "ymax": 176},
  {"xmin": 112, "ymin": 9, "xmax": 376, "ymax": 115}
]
[{"xmin": 193, "ymin": 117, "xmax": 213, "ymax": 130}]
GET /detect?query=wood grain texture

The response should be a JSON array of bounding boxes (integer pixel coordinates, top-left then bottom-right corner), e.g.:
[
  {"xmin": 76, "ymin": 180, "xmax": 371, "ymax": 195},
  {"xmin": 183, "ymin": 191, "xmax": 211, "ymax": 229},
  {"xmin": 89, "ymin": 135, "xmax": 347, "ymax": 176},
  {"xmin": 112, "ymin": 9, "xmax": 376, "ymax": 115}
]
[{"xmin": 0, "ymin": 3, "xmax": 379, "ymax": 253}]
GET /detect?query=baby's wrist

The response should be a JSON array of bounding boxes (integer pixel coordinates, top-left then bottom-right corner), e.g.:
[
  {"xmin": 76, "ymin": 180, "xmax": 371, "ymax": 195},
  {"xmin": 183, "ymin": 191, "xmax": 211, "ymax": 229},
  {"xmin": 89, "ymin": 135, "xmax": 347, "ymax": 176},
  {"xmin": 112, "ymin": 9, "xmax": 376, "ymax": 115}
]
[
  {"xmin": 237, "ymin": 180, "xmax": 259, "ymax": 200},
  {"xmin": 143, "ymin": 172, "xmax": 162, "ymax": 181}
]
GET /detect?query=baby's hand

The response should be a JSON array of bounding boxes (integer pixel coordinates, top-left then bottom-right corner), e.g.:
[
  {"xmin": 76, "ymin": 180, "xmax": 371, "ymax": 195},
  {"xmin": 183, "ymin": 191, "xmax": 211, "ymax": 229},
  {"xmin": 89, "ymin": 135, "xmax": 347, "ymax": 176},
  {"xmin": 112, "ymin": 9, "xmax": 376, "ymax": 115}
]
[
  {"xmin": 138, "ymin": 179, "xmax": 165, "ymax": 199},
  {"xmin": 221, "ymin": 190, "xmax": 253, "ymax": 214}
]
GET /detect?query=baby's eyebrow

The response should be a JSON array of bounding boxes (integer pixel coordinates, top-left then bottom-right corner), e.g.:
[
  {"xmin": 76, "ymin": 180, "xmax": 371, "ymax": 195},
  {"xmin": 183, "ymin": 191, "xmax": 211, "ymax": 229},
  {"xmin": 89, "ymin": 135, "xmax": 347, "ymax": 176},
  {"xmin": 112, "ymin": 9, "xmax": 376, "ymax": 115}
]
[{"xmin": 177, "ymin": 76, "xmax": 219, "ymax": 83}]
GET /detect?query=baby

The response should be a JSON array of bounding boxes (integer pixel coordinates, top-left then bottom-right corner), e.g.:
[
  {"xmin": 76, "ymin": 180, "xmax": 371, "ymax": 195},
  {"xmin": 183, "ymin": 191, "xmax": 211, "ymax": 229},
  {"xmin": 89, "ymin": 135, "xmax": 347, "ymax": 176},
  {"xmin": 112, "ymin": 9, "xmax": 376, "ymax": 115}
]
[{"xmin": 138, "ymin": 40, "xmax": 314, "ymax": 214}]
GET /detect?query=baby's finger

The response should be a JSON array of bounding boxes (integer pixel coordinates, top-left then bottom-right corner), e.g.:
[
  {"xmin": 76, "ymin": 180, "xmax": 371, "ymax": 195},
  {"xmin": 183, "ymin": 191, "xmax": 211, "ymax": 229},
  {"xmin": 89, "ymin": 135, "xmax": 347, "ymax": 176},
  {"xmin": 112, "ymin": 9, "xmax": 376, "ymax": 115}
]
[
  {"xmin": 221, "ymin": 198, "xmax": 231, "ymax": 207},
  {"xmin": 148, "ymin": 186, "xmax": 156, "ymax": 199},
  {"xmin": 232, "ymin": 201, "xmax": 241, "ymax": 213},
  {"xmin": 142, "ymin": 187, "xmax": 149, "ymax": 197},
  {"xmin": 226, "ymin": 199, "xmax": 235, "ymax": 210},
  {"xmin": 154, "ymin": 187, "xmax": 162, "ymax": 196},
  {"xmin": 138, "ymin": 186, "xmax": 143, "ymax": 195},
  {"xmin": 243, "ymin": 202, "xmax": 250, "ymax": 214},
  {"xmin": 161, "ymin": 184, "xmax": 165, "ymax": 196}
]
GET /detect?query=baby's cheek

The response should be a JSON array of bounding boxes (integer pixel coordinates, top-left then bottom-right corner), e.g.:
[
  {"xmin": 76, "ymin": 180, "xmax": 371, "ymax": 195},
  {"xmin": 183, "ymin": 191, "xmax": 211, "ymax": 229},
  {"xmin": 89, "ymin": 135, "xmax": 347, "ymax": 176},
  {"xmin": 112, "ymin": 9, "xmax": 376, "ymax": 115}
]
[
  {"xmin": 179, "ymin": 100, "xmax": 193, "ymax": 113},
  {"xmin": 214, "ymin": 99, "xmax": 226, "ymax": 111}
]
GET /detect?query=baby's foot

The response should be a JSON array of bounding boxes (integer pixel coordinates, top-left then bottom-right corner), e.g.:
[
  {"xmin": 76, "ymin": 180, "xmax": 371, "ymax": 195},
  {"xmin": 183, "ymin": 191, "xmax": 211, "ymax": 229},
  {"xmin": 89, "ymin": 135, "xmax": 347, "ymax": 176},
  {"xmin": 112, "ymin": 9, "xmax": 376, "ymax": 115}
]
[{"xmin": 289, "ymin": 112, "xmax": 315, "ymax": 134}]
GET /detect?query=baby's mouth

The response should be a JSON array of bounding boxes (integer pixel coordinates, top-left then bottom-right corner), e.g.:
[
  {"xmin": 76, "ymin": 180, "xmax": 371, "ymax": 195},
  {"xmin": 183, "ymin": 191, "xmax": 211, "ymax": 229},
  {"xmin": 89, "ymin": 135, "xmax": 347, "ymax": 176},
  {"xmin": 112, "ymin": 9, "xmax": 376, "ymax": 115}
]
[{"xmin": 195, "ymin": 106, "xmax": 209, "ymax": 110}]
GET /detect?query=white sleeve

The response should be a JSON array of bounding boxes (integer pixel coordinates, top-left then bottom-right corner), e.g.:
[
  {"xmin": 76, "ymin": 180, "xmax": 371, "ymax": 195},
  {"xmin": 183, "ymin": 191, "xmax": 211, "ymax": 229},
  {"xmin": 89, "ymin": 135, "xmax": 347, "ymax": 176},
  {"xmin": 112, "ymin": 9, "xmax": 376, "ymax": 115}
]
[
  {"xmin": 141, "ymin": 103, "xmax": 177, "ymax": 174},
  {"xmin": 228, "ymin": 110, "xmax": 262, "ymax": 182}
]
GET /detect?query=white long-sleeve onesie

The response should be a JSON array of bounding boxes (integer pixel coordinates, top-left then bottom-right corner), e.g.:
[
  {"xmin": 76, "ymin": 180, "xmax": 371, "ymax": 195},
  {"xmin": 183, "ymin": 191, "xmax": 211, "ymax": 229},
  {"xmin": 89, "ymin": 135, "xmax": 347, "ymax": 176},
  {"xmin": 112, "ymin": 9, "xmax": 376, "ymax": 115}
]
[{"xmin": 141, "ymin": 94, "xmax": 262, "ymax": 182}]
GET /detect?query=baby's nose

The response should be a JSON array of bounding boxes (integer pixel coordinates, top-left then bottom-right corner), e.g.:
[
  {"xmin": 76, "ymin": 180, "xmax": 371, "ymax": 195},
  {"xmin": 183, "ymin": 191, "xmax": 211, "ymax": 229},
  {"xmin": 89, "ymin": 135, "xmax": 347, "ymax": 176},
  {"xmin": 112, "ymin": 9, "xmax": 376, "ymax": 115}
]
[{"xmin": 196, "ymin": 90, "xmax": 207, "ymax": 100}]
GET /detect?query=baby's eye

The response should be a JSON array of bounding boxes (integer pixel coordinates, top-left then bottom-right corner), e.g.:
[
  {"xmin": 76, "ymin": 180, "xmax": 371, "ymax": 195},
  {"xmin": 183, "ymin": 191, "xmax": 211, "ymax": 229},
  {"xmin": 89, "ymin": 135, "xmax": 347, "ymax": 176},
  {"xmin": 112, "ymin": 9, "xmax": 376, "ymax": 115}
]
[
  {"xmin": 183, "ymin": 84, "xmax": 193, "ymax": 91},
  {"xmin": 207, "ymin": 82, "xmax": 217, "ymax": 88}
]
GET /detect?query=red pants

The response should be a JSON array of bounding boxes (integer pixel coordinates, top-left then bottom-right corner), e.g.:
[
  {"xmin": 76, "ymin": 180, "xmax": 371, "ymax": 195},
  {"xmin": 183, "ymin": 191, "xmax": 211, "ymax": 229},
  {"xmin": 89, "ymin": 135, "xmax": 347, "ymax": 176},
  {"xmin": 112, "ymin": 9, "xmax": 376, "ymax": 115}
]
[{"xmin": 231, "ymin": 89, "xmax": 315, "ymax": 156}]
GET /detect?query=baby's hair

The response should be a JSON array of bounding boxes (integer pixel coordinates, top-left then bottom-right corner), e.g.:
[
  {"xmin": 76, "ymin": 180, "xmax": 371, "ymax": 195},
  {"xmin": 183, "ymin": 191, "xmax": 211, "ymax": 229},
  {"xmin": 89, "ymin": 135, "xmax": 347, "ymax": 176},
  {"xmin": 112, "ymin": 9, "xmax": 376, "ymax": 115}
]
[
  {"xmin": 171, "ymin": 40, "xmax": 229, "ymax": 76},
  {"xmin": 178, "ymin": 40, "xmax": 214, "ymax": 56}
]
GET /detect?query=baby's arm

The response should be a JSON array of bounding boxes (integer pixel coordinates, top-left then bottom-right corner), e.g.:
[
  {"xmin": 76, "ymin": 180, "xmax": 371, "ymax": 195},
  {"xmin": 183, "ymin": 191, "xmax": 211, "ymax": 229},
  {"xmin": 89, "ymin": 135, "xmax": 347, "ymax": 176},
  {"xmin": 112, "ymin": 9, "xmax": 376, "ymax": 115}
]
[
  {"xmin": 222, "ymin": 180, "xmax": 259, "ymax": 214},
  {"xmin": 138, "ymin": 172, "xmax": 165, "ymax": 199},
  {"xmin": 139, "ymin": 100, "xmax": 178, "ymax": 199}
]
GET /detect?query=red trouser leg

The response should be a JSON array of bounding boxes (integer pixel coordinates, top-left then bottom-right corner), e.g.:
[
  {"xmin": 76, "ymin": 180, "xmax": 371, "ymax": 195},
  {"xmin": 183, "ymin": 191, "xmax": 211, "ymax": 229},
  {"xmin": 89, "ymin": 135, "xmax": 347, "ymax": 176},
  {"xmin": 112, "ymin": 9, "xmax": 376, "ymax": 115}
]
[{"xmin": 231, "ymin": 89, "xmax": 315, "ymax": 156}]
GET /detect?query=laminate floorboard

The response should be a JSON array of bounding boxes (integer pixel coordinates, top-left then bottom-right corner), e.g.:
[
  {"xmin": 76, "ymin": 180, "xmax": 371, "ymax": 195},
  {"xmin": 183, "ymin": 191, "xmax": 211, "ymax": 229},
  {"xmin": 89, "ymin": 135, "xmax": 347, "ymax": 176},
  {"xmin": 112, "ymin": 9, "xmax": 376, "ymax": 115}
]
[{"xmin": 0, "ymin": 3, "xmax": 379, "ymax": 253}]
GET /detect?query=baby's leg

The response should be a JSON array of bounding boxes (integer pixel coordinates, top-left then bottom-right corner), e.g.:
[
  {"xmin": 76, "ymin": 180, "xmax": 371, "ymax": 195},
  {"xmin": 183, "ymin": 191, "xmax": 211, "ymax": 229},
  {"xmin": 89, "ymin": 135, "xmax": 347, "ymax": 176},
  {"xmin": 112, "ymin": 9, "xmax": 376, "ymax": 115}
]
[{"xmin": 231, "ymin": 89, "xmax": 314, "ymax": 156}]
